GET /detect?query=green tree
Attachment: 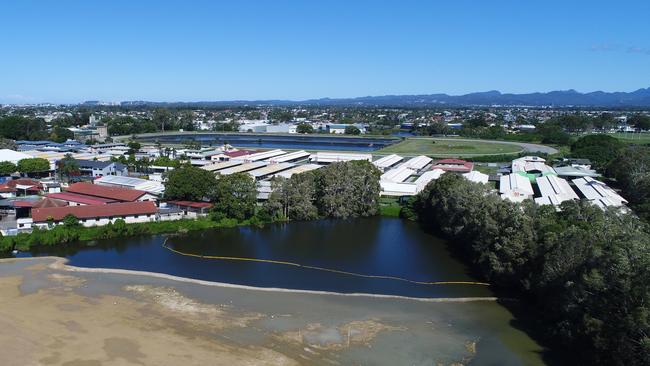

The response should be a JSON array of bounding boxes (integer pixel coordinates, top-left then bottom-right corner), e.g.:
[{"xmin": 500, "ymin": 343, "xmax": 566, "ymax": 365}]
[
  {"xmin": 62, "ymin": 214, "xmax": 80, "ymax": 228},
  {"xmin": 127, "ymin": 141, "xmax": 141, "ymax": 155},
  {"xmin": 57, "ymin": 154, "xmax": 80, "ymax": 182},
  {"xmin": 17, "ymin": 158, "xmax": 50, "ymax": 173},
  {"xmin": 0, "ymin": 116, "xmax": 48, "ymax": 140},
  {"xmin": 571, "ymin": 135, "xmax": 624, "ymax": 169},
  {"xmin": 629, "ymin": 114, "xmax": 650, "ymax": 131},
  {"xmin": 50, "ymin": 126, "xmax": 74, "ymax": 142},
  {"xmin": 344, "ymin": 125, "xmax": 361, "ymax": 135},
  {"xmin": 0, "ymin": 161, "xmax": 17, "ymax": 176},
  {"xmin": 606, "ymin": 146, "xmax": 650, "ymax": 221},
  {"xmin": 210, "ymin": 173, "xmax": 257, "ymax": 221},
  {"xmin": 164, "ymin": 166, "xmax": 217, "ymax": 201},
  {"xmin": 315, "ymin": 161, "xmax": 380, "ymax": 218},
  {"xmin": 408, "ymin": 173, "xmax": 650, "ymax": 365},
  {"xmin": 296, "ymin": 123, "xmax": 314, "ymax": 134},
  {"xmin": 153, "ymin": 108, "xmax": 173, "ymax": 132},
  {"xmin": 264, "ymin": 173, "xmax": 319, "ymax": 221}
]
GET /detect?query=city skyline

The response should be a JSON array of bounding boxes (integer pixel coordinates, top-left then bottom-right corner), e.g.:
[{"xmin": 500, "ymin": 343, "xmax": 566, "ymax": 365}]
[{"xmin": 1, "ymin": 0, "xmax": 649, "ymax": 103}]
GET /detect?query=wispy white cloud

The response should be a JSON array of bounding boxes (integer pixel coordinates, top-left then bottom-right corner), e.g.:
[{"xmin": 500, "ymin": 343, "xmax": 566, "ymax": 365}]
[
  {"xmin": 590, "ymin": 43, "xmax": 622, "ymax": 52},
  {"xmin": 627, "ymin": 46, "xmax": 650, "ymax": 55},
  {"xmin": 590, "ymin": 43, "xmax": 650, "ymax": 56}
]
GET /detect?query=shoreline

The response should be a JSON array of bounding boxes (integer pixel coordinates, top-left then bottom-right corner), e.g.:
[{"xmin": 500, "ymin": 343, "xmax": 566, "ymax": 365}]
[{"xmin": 2, "ymin": 256, "xmax": 502, "ymax": 303}]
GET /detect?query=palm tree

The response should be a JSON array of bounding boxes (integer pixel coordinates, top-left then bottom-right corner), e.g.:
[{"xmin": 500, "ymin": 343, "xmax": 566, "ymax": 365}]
[{"xmin": 57, "ymin": 153, "xmax": 79, "ymax": 182}]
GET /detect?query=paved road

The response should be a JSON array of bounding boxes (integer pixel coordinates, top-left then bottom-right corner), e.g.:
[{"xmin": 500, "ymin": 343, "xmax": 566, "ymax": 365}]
[{"xmin": 429, "ymin": 137, "xmax": 558, "ymax": 154}]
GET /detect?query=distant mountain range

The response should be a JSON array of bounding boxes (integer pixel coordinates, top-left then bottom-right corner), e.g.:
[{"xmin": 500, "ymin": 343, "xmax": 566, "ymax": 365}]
[{"xmin": 106, "ymin": 87, "xmax": 650, "ymax": 108}]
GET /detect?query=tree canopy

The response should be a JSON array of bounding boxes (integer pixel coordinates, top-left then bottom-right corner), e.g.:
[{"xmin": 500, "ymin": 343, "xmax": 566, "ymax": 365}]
[
  {"xmin": 17, "ymin": 158, "xmax": 50, "ymax": 173},
  {"xmin": 164, "ymin": 166, "xmax": 217, "ymax": 201},
  {"xmin": 0, "ymin": 116, "xmax": 48, "ymax": 140},
  {"xmin": 0, "ymin": 161, "xmax": 17, "ymax": 176},
  {"xmin": 629, "ymin": 114, "xmax": 650, "ymax": 131},
  {"xmin": 57, "ymin": 154, "xmax": 80, "ymax": 181},
  {"xmin": 344, "ymin": 125, "xmax": 361, "ymax": 135},
  {"xmin": 210, "ymin": 173, "xmax": 258, "ymax": 221},
  {"xmin": 296, "ymin": 123, "xmax": 314, "ymax": 134},
  {"xmin": 570, "ymin": 135, "xmax": 625, "ymax": 168},
  {"xmin": 408, "ymin": 173, "xmax": 650, "ymax": 365},
  {"xmin": 315, "ymin": 160, "xmax": 380, "ymax": 218}
]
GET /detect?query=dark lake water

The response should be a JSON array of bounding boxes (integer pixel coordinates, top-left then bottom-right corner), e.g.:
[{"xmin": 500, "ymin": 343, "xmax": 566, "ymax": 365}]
[
  {"xmin": 27, "ymin": 217, "xmax": 492, "ymax": 298},
  {"xmin": 136, "ymin": 133, "xmax": 398, "ymax": 151}
]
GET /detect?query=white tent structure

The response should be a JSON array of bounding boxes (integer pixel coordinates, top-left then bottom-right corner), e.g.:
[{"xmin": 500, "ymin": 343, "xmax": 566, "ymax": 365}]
[
  {"xmin": 372, "ymin": 154, "xmax": 403, "ymax": 171},
  {"xmin": 534, "ymin": 175, "xmax": 579, "ymax": 206},
  {"xmin": 573, "ymin": 177, "xmax": 628, "ymax": 209},
  {"xmin": 463, "ymin": 171, "xmax": 489, "ymax": 184},
  {"xmin": 402, "ymin": 155, "xmax": 433, "ymax": 171},
  {"xmin": 500, "ymin": 174, "xmax": 534, "ymax": 202}
]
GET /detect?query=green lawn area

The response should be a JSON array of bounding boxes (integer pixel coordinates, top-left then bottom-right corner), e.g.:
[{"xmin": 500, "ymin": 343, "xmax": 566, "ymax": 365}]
[
  {"xmin": 378, "ymin": 138, "xmax": 523, "ymax": 157},
  {"xmin": 605, "ymin": 132, "xmax": 650, "ymax": 144}
]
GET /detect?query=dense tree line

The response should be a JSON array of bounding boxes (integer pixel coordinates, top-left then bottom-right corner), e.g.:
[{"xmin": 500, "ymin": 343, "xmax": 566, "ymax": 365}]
[
  {"xmin": 264, "ymin": 160, "xmax": 380, "ymax": 220},
  {"xmin": 406, "ymin": 173, "xmax": 650, "ymax": 365},
  {"xmin": 570, "ymin": 135, "xmax": 625, "ymax": 169},
  {"xmin": 163, "ymin": 161, "xmax": 380, "ymax": 223},
  {"xmin": 607, "ymin": 145, "xmax": 650, "ymax": 222}
]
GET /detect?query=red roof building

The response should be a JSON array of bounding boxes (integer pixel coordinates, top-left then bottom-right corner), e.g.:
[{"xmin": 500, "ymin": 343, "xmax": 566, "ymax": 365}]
[
  {"xmin": 32, "ymin": 201, "xmax": 158, "ymax": 223},
  {"xmin": 225, "ymin": 150, "xmax": 252, "ymax": 158},
  {"xmin": 432, "ymin": 159, "xmax": 474, "ymax": 173},
  {"xmin": 0, "ymin": 178, "xmax": 41, "ymax": 195},
  {"xmin": 65, "ymin": 182, "xmax": 152, "ymax": 202},
  {"xmin": 46, "ymin": 192, "xmax": 118, "ymax": 206}
]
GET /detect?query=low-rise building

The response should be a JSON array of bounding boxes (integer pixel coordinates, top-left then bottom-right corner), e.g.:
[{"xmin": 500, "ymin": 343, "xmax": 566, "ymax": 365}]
[
  {"xmin": 74, "ymin": 159, "xmax": 127, "ymax": 178},
  {"xmin": 31, "ymin": 201, "xmax": 159, "ymax": 228},
  {"xmin": 432, "ymin": 159, "xmax": 474, "ymax": 173},
  {"xmin": 166, "ymin": 201, "xmax": 213, "ymax": 218},
  {"xmin": 50, "ymin": 182, "xmax": 158, "ymax": 205}
]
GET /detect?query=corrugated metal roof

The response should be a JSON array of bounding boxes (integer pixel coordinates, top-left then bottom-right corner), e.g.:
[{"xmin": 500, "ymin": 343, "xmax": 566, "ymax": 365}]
[
  {"xmin": 372, "ymin": 154, "xmax": 403, "ymax": 169},
  {"xmin": 201, "ymin": 160, "xmax": 242, "ymax": 172},
  {"xmin": 273, "ymin": 164, "xmax": 322, "ymax": 179},
  {"xmin": 248, "ymin": 163, "xmax": 294, "ymax": 179},
  {"xmin": 463, "ymin": 171, "xmax": 489, "ymax": 184},
  {"xmin": 239, "ymin": 149, "xmax": 286, "ymax": 162},
  {"xmin": 381, "ymin": 165, "xmax": 415, "ymax": 183},
  {"xmin": 499, "ymin": 174, "xmax": 534, "ymax": 196},
  {"xmin": 536, "ymin": 175, "xmax": 578, "ymax": 205},
  {"xmin": 402, "ymin": 155, "xmax": 432, "ymax": 170},
  {"xmin": 572, "ymin": 177, "xmax": 628, "ymax": 207},
  {"xmin": 310, "ymin": 152, "xmax": 372, "ymax": 163},
  {"xmin": 218, "ymin": 162, "xmax": 267, "ymax": 175},
  {"xmin": 33, "ymin": 201, "xmax": 157, "ymax": 222},
  {"xmin": 267, "ymin": 150, "xmax": 310, "ymax": 163}
]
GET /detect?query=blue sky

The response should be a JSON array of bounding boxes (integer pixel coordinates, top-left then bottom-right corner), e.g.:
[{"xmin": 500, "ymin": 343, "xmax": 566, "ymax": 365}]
[{"xmin": 1, "ymin": 0, "xmax": 649, "ymax": 103}]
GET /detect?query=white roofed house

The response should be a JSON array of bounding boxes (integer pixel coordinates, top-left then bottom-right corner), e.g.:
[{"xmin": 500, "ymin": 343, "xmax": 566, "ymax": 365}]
[
  {"xmin": 273, "ymin": 164, "xmax": 322, "ymax": 179},
  {"xmin": 414, "ymin": 169, "xmax": 445, "ymax": 192},
  {"xmin": 463, "ymin": 171, "xmax": 489, "ymax": 184},
  {"xmin": 372, "ymin": 154, "xmax": 403, "ymax": 172},
  {"xmin": 572, "ymin": 177, "xmax": 628, "ymax": 209},
  {"xmin": 402, "ymin": 155, "xmax": 433, "ymax": 172},
  {"xmin": 247, "ymin": 163, "xmax": 294, "ymax": 180},
  {"xmin": 380, "ymin": 165, "xmax": 415, "ymax": 183},
  {"xmin": 534, "ymin": 175, "xmax": 579, "ymax": 207},
  {"xmin": 238, "ymin": 149, "xmax": 286, "ymax": 163},
  {"xmin": 218, "ymin": 162, "xmax": 267, "ymax": 175},
  {"xmin": 267, "ymin": 150, "xmax": 310, "ymax": 164},
  {"xmin": 94, "ymin": 175, "xmax": 165, "ymax": 196},
  {"xmin": 0, "ymin": 149, "xmax": 34, "ymax": 165},
  {"xmin": 499, "ymin": 174, "xmax": 534, "ymax": 202},
  {"xmin": 310, "ymin": 152, "xmax": 372, "ymax": 164}
]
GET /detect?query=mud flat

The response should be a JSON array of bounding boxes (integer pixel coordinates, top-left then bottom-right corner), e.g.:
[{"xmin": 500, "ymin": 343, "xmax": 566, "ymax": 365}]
[{"xmin": 0, "ymin": 257, "xmax": 546, "ymax": 366}]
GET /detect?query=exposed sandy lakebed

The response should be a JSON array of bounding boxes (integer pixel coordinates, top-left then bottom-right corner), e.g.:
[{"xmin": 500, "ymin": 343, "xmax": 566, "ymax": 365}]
[{"xmin": 0, "ymin": 257, "xmax": 545, "ymax": 366}]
